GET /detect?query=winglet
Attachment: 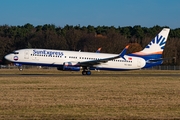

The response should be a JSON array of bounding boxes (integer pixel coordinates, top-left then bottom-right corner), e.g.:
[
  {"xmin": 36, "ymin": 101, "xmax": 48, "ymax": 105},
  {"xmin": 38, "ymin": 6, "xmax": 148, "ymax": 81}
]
[
  {"xmin": 119, "ymin": 45, "xmax": 129, "ymax": 60},
  {"xmin": 96, "ymin": 47, "xmax": 102, "ymax": 53}
]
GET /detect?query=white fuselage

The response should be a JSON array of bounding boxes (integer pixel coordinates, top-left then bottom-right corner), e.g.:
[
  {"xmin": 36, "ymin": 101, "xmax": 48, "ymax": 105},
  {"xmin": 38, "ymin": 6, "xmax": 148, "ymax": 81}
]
[{"xmin": 5, "ymin": 49, "xmax": 146, "ymax": 70}]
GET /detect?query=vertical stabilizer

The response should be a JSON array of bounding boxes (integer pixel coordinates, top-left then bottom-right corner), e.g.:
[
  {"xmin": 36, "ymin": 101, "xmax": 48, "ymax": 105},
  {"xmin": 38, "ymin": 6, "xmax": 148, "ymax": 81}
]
[{"xmin": 138, "ymin": 28, "xmax": 170, "ymax": 55}]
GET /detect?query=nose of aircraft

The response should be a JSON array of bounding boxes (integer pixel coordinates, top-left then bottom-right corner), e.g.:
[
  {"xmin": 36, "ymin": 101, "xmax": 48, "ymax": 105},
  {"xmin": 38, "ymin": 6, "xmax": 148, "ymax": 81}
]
[{"xmin": 5, "ymin": 54, "xmax": 12, "ymax": 61}]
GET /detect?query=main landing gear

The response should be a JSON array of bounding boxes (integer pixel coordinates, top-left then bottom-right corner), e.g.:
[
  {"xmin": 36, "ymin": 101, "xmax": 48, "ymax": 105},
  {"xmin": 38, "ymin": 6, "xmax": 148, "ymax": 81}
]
[
  {"xmin": 82, "ymin": 71, "xmax": 91, "ymax": 75},
  {"xmin": 82, "ymin": 67, "xmax": 91, "ymax": 75}
]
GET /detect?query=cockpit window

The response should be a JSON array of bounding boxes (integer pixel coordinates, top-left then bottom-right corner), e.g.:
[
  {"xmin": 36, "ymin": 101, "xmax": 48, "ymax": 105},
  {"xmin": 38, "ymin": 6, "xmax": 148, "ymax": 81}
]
[{"xmin": 13, "ymin": 51, "xmax": 19, "ymax": 54}]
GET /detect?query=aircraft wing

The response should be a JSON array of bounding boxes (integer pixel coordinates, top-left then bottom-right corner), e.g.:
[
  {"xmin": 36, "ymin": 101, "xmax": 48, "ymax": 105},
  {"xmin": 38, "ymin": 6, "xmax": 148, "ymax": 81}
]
[{"xmin": 79, "ymin": 45, "xmax": 129, "ymax": 66}]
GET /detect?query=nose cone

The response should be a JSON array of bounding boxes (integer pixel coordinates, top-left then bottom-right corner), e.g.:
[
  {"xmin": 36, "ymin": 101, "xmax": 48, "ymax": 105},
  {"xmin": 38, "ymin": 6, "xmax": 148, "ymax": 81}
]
[{"xmin": 5, "ymin": 54, "xmax": 12, "ymax": 61}]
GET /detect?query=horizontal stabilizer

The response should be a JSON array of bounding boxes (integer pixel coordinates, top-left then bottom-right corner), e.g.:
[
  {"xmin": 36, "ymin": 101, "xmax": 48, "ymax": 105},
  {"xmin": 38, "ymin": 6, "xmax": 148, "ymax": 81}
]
[{"xmin": 146, "ymin": 57, "xmax": 174, "ymax": 63}]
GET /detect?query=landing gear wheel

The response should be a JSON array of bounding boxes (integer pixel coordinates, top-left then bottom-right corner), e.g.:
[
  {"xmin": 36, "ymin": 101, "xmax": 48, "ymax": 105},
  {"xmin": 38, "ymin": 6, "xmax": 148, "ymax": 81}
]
[
  {"xmin": 19, "ymin": 68, "xmax": 23, "ymax": 71},
  {"xmin": 82, "ymin": 71, "xmax": 86, "ymax": 75},
  {"xmin": 18, "ymin": 66, "xmax": 23, "ymax": 71},
  {"xmin": 86, "ymin": 71, "xmax": 91, "ymax": 75},
  {"xmin": 82, "ymin": 66, "xmax": 91, "ymax": 75},
  {"xmin": 82, "ymin": 71, "xmax": 91, "ymax": 75}
]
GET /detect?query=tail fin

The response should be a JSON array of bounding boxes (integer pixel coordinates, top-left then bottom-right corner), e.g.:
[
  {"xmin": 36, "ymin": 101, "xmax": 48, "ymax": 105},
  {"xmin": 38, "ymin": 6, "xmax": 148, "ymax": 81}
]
[{"xmin": 132, "ymin": 28, "xmax": 170, "ymax": 56}]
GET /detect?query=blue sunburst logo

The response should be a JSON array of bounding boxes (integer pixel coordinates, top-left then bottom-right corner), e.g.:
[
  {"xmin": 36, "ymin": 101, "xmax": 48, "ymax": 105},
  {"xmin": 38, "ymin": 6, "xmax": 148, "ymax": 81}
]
[{"xmin": 146, "ymin": 35, "xmax": 166, "ymax": 50}]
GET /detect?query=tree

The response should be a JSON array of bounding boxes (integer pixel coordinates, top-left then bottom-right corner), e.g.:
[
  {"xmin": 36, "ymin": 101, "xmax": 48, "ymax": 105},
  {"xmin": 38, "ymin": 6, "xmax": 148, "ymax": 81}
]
[{"xmin": 0, "ymin": 24, "xmax": 179, "ymax": 65}]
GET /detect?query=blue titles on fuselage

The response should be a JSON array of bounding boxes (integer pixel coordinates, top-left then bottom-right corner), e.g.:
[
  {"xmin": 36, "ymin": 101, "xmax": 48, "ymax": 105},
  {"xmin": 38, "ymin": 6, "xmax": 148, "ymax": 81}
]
[{"xmin": 33, "ymin": 50, "xmax": 64, "ymax": 57}]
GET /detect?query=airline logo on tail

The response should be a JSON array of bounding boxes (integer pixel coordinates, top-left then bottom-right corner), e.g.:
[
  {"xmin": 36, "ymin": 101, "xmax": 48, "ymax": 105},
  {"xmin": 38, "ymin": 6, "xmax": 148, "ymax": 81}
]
[
  {"xmin": 131, "ymin": 28, "xmax": 170, "ymax": 56},
  {"xmin": 146, "ymin": 35, "xmax": 166, "ymax": 50}
]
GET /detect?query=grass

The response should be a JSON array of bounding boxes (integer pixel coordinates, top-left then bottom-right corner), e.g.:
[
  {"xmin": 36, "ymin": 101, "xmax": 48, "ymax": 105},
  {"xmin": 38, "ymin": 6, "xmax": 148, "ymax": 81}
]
[{"xmin": 0, "ymin": 69, "xmax": 180, "ymax": 119}]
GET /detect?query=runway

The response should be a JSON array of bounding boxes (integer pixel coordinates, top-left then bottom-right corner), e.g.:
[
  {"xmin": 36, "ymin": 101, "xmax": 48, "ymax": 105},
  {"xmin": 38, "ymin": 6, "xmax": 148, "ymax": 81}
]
[
  {"xmin": 1, "ymin": 69, "xmax": 180, "ymax": 77},
  {"xmin": 1, "ymin": 73, "xmax": 180, "ymax": 77}
]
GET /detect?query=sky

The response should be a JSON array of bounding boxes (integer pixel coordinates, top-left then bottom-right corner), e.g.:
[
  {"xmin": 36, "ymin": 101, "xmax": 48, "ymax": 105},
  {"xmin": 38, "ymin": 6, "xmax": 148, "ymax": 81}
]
[{"xmin": 0, "ymin": 0, "xmax": 180, "ymax": 29}]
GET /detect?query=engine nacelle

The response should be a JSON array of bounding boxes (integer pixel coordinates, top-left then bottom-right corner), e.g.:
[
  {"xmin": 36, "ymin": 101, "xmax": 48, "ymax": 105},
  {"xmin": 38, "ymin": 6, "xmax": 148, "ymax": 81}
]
[{"xmin": 57, "ymin": 62, "xmax": 80, "ymax": 71}]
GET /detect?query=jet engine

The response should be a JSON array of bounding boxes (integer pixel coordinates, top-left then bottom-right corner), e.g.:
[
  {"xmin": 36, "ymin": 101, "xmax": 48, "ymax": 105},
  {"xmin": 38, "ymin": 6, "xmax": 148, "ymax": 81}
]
[{"xmin": 57, "ymin": 62, "xmax": 80, "ymax": 71}]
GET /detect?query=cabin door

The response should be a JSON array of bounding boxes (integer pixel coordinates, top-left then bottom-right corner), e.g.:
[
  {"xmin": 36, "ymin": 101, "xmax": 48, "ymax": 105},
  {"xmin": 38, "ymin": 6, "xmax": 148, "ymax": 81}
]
[
  {"xmin": 137, "ymin": 58, "xmax": 141, "ymax": 67},
  {"xmin": 24, "ymin": 50, "xmax": 29, "ymax": 59}
]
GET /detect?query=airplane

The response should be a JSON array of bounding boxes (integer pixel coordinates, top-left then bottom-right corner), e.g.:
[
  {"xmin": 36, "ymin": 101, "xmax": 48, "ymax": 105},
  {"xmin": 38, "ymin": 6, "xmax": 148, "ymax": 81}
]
[{"xmin": 5, "ymin": 28, "xmax": 170, "ymax": 75}]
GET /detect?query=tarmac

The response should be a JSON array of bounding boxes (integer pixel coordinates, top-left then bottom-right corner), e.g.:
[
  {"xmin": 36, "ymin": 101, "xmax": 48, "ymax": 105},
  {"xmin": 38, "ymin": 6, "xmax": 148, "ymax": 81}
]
[{"xmin": 1, "ymin": 73, "xmax": 180, "ymax": 77}]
